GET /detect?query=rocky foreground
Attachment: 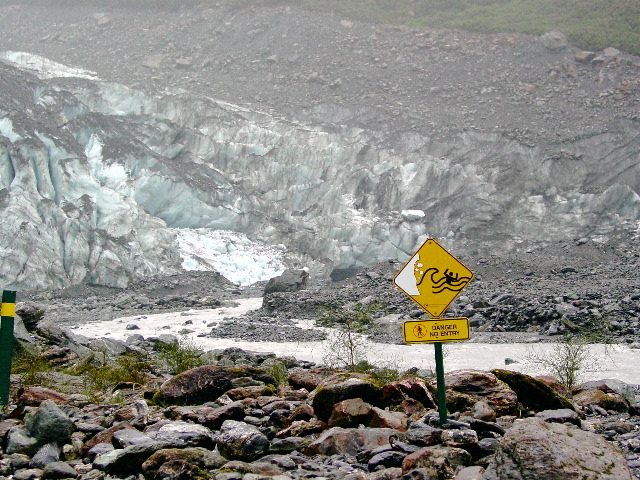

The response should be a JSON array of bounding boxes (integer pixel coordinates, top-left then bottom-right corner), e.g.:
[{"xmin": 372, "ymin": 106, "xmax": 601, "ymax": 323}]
[{"xmin": 2, "ymin": 298, "xmax": 640, "ymax": 480}]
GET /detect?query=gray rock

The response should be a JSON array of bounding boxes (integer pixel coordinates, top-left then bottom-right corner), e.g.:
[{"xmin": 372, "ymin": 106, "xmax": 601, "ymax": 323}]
[
  {"xmin": 6, "ymin": 427, "xmax": 38, "ymax": 455},
  {"xmin": 147, "ymin": 421, "xmax": 215, "ymax": 449},
  {"xmin": 492, "ymin": 417, "xmax": 632, "ymax": 479},
  {"xmin": 215, "ymin": 420, "xmax": 270, "ymax": 462},
  {"xmin": 29, "ymin": 442, "xmax": 60, "ymax": 468},
  {"xmin": 42, "ymin": 461, "xmax": 78, "ymax": 478},
  {"xmin": 535, "ymin": 408, "xmax": 581, "ymax": 426},
  {"xmin": 24, "ymin": 400, "xmax": 74, "ymax": 447},
  {"xmin": 112, "ymin": 429, "xmax": 154, "ymax": 448},
  {"xmin": 264, "ymin": 269, "xmax": 309, "ymax": 294},
  {"xmin": 88, "ymin": 442, "xmax": 115, "ymax": 461},
  {"xmin": 541, "ymin": 31, "xmax": 568, "ymax": 51},
  {"xmin": 92, "ymin": 441, "xmax": 166, "ymax": 474}
]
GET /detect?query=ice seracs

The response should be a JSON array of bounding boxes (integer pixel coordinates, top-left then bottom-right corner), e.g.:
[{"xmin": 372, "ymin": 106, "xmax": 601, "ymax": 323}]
[{"xmin": 0, "ymin": 52, "xmax": 639, "ymax": 290}]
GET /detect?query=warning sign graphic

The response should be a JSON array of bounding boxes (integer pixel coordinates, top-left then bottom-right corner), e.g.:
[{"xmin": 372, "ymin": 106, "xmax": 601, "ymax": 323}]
[{"xmin": 394, "ymin": 238, "xmax": 473, "ymax": 318}]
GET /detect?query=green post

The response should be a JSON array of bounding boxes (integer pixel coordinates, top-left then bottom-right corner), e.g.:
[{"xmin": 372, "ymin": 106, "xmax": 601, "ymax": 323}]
[
  {"xmin": 0, "ymin": 290, "xmax": 17, "ymax": 407},
  {"xmin": 434, "ymin": 341, "xmax": 448, "ymax": 426}
]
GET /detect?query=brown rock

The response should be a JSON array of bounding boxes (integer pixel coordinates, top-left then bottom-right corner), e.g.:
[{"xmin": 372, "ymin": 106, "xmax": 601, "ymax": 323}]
[
  {"xmin": 471, "ymin": 400, "xmax": 496, "ymax": 422},
  {"xmin": 327, "ymin": 398, "xmax": 373, "ymax": 428},
  {"xmin": 305, "ymin": 427, "xmax": 396, "ymax": 456},
  {"xmin": 15, "ymin": 387, "xmax": 70, "ymax": 406},
  {"xmin": 197, "ymin": 402, "xmax": 246, "ymax": 430},
  {"xmin": 443, "ymin": 370, "xmax": 518, "ymax": 416},
  {"xmin": 275, "ymin": 419, "xmax": 325, "ymax": 438},
  {"xmin": 575, "ymin": 51, "xmax": 596, "ymax": 64},
  {"xmin": 288, "ymin": 368, "xmax": 336, "ymax": 391},
  {"xmin": 311, "ymin": 373, "xmax": 380, "ymax": 422},
  {"xmin": 369, "ymin": 407, "xmax": 408, "ymax": 432},
  {"xmin": 380, "ymin": 376, "xmax": 437, "ymax": 410},
  {"xmin": 572, "ymin": 388, "xmax": 629, "ymax": 412},
  {"xmin": 142, "ymin": 447, "xmax": 226, "ymax": 477},
  {"xmin": 83, "ymin": 422, "xmax": 136, "ymax": 455}
]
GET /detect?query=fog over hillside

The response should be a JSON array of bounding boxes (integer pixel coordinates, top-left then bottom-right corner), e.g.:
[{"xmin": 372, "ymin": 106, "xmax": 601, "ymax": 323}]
[{"xmin": 0, "ymin": 3, "xmax": 638, "ymax": 289}]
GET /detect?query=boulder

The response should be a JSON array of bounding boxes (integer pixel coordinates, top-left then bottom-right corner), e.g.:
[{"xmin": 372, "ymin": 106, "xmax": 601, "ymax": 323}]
[
  {"xmin": 42, "ymin": 461, "xmax": 78, "ymax": 479},
  {"xmin": 15, "ymin": 303, "xmax": 45, "ymax": 331},
  {"xmin": 264, "ymin": 269, "xmax": 309, "ymax": 294},
  {"xmin": 146, "ymin": 421, "xmax": 216, "ymax": 449},
  {"xmin": 572, "ymin": 388, "xmax": 629, "ymax": 412},
  {"xmin": 470, "ymin": 400, "xmax": 496, "ymax": 422},
  {"xmin": 305, "ymin": 427, "xmax": 396, "ymax": 456},
  {"xmin": 401, "ymin": 445, "xmax": 472, "ymax": 476},
  {"xmin": 215, "ymin": 420, "xmax": 270, "ymax": 462},
  {"xmin": 25, "ymin": 399, "xmax": 74, "ymax": 446},
  {"xmin": 380, "ymin": 376, "xmax": 437, "ymax": 410},
  {"xmin": 155, "ymin": 365, "xmax": 275, "ymax": 405},
  {"xmin": 141, "ymin": 447, "xmax": 227, "ymax": 477},
  {"xmin": 400, "ymin": 423, "xmax": 443, "ymax": 447},
  {"xmin": 327, "ymin": 398, "xmax": 373, "ymax": 428},
  {"xmin": 444, "ymin": 370, "xmax": 519, "ymax": 416},
  {"xmin": 490, "ymin": 417, "xmax": 632, "ymax": 479},
  {"xmin": 575, "ymin": 378, "xmax": 636, "ymax": 404},
  {"xmin": 311, "ymin": 373, "xmax": 380, "ymax": 422},
  {"xmin": 491, "ymin": 369, "xmax": 575, "ymax": 412},
  {"xmin": 28, "ymin": 442, "xmax": 60, "ymax": 468},
  {"xmin": 540, "ymin": 31, "xmax": 568, "ymax": 51},
  {"xmin": 575, "ymin": 51, "xmax": 596, "ymax": 64},
  {"xmin": 92, "ymin": 442, "xmax": 167, "ymax": 474},
  {"xmin": 288, "ymin": 367, "xmax": 336, "ymax": 391},
  {"xmin": 197, "ymin": 402, "xmax": 246, "ymax": 430},
  {"xmin": 15, "ymin": 387, "xmax": 71, "ymax": 406},
  {"xmin": 369, "ymin": 407, "xmax": 408, "ymax": 432},
  {"xmin": 535, "ymin": 408, "xmax": 581, "ymax": 426}
]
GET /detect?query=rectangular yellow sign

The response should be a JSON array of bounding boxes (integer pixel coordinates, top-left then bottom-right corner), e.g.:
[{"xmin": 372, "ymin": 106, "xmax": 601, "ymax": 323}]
[{"xmin": 404, "ymin": 318, "xmax": 470, "ymax": 343}]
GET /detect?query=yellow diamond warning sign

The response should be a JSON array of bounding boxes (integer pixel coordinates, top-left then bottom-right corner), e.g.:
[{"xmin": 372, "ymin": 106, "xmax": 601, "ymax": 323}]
[
  {"xmin": 393, "ymin": 238, "xmax": 473, "ymax": 318},
  {"xmin": 403, "ymin": 318, "xmax": 470, "ymax": 343}
]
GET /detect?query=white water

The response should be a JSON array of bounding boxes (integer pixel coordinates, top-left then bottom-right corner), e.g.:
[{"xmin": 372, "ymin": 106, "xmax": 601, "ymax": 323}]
[{"xmin": 70, "ymin": 297, "xmax": 640, "ymax": 386}]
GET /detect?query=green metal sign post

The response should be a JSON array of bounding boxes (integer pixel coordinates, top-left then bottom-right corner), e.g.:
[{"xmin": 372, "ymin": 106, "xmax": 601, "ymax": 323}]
[
  {"xmin": 434, "ymin": 342, "xmax": 448, "ymax": 426},
  {"xmin": 0, "ymin": 290, "xmax": 17, "ymax": 407}
]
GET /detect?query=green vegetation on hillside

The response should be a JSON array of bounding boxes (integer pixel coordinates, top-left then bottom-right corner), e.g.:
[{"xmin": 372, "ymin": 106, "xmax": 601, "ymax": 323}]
[{"xmin": 3, "ymin": 0, "xmax": 639, "ymax": 55}]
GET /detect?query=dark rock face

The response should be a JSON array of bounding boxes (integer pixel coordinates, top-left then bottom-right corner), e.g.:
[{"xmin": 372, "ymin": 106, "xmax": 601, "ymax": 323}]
[{"xmin": 491, "ymin": 369, "xmax": 575, "ymax": 412}]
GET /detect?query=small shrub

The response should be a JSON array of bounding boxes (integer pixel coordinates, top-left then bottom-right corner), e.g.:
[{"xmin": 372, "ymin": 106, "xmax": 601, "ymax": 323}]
[
  {"xmin": 262, "ymin": 358, "xmax": 289, "ymax": 387},
  {"xmin": 526, "ymin": 335, "xmax": 598, "ymax": 391},
  {"xmin": 82, "ymin": 351, "xmax": 155, "ymax": 392},
  {"xmin": 11, "ymin": 349, "xmax": 52, "ymax": 389},
  {"xmin": 157, "ymin": 336, "xmax": 205, "ymax": 374}
]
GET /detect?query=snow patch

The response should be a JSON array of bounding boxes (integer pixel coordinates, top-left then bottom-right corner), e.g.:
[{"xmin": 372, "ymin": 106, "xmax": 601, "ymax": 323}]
[
  {"xmin": 0, "ymin": 51, "xmax": 99, "ymax": 80},
  {"xmin": 174, "ymin": 228, "xmax": 286, "ymax": 285},
  {"xmin": 401, "ymin": 209, "xmax": 425, "ymax": 221}
]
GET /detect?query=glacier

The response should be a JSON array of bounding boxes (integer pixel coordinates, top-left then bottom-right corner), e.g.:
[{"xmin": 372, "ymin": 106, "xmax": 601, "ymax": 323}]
[{"xmin": 0, "ymin": 52, "xmax": 639, "ymax": 290}]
